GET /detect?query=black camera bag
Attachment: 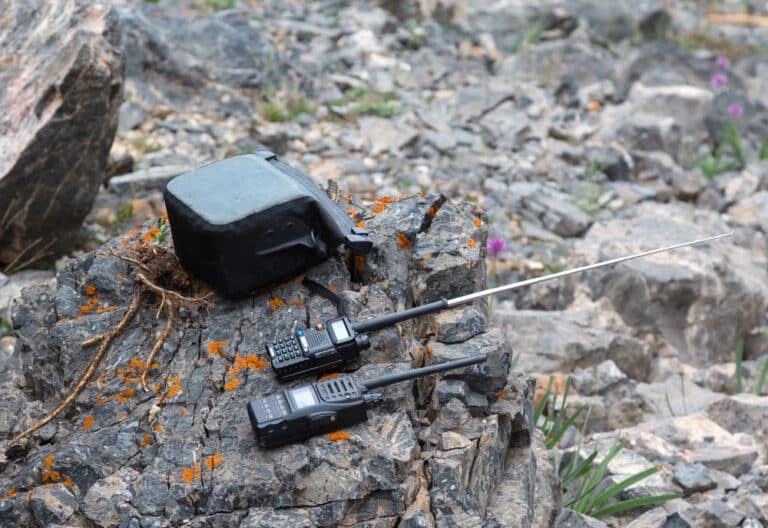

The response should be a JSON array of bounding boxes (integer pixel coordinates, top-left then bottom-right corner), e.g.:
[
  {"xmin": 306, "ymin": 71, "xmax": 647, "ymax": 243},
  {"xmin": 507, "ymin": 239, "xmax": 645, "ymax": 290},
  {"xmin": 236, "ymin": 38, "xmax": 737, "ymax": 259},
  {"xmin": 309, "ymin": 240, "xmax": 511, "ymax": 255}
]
[{"xmin": 163, "ymin": 150, "xmax": 372, "ymax": 297}]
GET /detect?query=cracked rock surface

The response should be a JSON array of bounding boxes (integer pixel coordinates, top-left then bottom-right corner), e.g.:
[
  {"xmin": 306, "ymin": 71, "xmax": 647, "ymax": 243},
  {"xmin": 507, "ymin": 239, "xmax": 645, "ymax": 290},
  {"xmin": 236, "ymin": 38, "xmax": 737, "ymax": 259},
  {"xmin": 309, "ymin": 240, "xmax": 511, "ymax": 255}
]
[{"xmin": 0, "ymin": 197, "xmax": 554, "ymax": 527}]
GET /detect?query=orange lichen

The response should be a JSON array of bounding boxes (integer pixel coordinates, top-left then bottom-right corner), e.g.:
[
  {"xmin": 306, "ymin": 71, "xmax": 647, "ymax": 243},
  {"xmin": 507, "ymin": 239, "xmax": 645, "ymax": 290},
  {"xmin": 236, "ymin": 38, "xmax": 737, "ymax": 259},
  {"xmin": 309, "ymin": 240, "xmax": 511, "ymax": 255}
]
[
  {"xmin": 224, "ymin": 378, "xmax": 239, "ymax": 391},
  {"xmin": 154, "ymin": 424, "xmax": 166, "ymax": 433},
  {"xmin": 181, "ymin": 463, "xmax": 202, "ymax": 484},
  {"xmin": 207, "ymin": 340, "xmax": 229, "ymax": 356},
  {"xmin": 355, "ymin": 221, "xmax": 366, "ymax": 228},
  {"xmin": 57, "ymin": 317, "xmax": 68, "ymax": 324},
  {"xmin": 142, "ymin": 227, "xmax": 160, "ymax": 243},
  {"xmin": 426, "ymin": 346, "xmax": 433, "ymax": 358},
  {"xmin": 427, "ymin": 205, "xmax": 440, "ymax": 218},
  {"xmin": 118, "ymin": 274, "xmax": 126, "ymax": 281},
  {"xmin": 228, "ymin": 354, "xmax": 269, "ymax": 377},
  {"xmin": 326, "ymin": 285, "xmax": 337, "ymax": 291},
  {"xmin": 181, "ymin": 408, "xmax": 189, "ymax": 415},
  {"xmin": 42, "ymin": 471, "xmax": 60, "ymax": 482},
  {"xmin": 44, "ymin": 454, "xmax": 54, "ymax": 470},
  {"xmin": 397, "ymin": 232, "xmax": 410, "ymax": 249},
  {"xmin": 497, "ymin": 390, "xmax": 505, "ymax": 400},
  {"xmin": 139, "ymin": 434, "xmax": 153, "ymax": 448},
  {"xmin": 94, "ymin": 394, "xmax": 110, "ymax": 405},
  {"xmin": 83, "ymin": 415, "xmax": 94, "ymax": 431},
  {"xmin": 418, "ymin": 191, "xmax": 425, "ymax": 197},
  {"xmin": 467, "ymin": 239, "xmax": 475, "ymax": 247},
  {"xmin": 205, "ymin": 453, "xmax": 223, "ymax": 470},
  {"xmin": 268, "ymin": 298, "xmax": 286, "ymax": 310},
  {"xmin": 122, "ymin": 238, "xmax": 129, "ymax": 246},
  {"xmin": 319, "ymin": 373, "xmax": 340, "ymax": 381},
  {"xmin": 290, "ymin": 300, "xmax": 305, "ymax": 307},
  {"xmin": 1, "ymin": 488, "xmax": 17, "ymax": 501},
  {"xmin": 327, "ymin": 431, "xmax": 350, "ymax": 442},
  {"xmin": 473, "ymin": 218, "xmax": 482, "ymax": 227},
  {"xmin": 347, "ymin": 208, "xmax": 358, "ymax": 218},
  {"xmin": 166, "ymin": 376, "xmax": 183, "ymax": 398},
  {"xmin": 587, "ymin": 100, "xmax": 601, "ymax": 113},
  {"xmin": 85, "ymin": 284, "xmax": 96, "ymax": 296}
]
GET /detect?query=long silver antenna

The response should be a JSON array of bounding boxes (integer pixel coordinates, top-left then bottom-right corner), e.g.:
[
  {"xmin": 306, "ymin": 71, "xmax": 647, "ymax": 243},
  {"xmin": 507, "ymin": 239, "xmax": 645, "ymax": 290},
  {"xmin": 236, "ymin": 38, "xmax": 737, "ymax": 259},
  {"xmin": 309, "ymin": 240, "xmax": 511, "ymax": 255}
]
[{"xmin": 447, "ymin": 230, "xmax": 734, "ymax": 306}]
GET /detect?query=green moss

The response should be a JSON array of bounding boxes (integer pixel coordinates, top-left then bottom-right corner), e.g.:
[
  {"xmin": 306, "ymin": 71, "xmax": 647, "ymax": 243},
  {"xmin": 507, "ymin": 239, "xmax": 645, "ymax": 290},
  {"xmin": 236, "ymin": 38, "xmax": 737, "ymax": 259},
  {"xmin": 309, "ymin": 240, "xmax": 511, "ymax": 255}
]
[{"xmin": 327, "ymin": 87, "xmax": 405, "ymax": 118}]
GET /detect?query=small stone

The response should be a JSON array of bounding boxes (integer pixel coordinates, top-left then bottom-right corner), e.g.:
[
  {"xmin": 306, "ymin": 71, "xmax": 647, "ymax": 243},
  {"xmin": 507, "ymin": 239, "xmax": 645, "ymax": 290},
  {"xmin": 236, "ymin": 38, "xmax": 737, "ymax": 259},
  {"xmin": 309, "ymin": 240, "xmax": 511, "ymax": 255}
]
[
  {"xmin": 670, "ymin": 170, "xmax": 705, "ymax": 200},
  {"xmin": 673, "ymin": 462, "xmax": 716, "ymax": 495},
  {"xmin": 571, "ymin": 360, "xmax": 628, "ymax": 396},
  {"xmin": 558, "ymin": 508, "xmax": 609, "ymax": 527},
  {"xmin": 439, "ymin": 431, "xmax": 472, "ymax": 451}
]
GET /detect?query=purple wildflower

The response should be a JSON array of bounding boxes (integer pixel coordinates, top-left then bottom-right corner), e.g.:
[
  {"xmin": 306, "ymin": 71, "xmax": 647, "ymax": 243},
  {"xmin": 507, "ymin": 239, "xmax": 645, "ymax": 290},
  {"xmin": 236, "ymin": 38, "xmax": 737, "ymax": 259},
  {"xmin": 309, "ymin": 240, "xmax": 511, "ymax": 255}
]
[
  {"xmin": 487, "ymin": 237, "xmax": 507, "ymax": 257},
  {"xmin": 715, "ymin": 56, "xmax": 731, "ymax": 69},
  {"xmin": 710, "ymin": 73, "xmax": 728, "ymax": 88},
  {"xmin": 728, "ymin": 102, "xmax": 744, "ymax": 117}
]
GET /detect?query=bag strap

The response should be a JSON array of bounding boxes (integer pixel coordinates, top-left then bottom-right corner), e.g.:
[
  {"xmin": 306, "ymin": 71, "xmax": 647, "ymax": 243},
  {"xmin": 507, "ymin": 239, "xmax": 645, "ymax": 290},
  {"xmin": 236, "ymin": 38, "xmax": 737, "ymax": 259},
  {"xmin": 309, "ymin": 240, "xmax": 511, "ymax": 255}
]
[{"xmin": 301, "ymin": 277, "xmax": 347, "ymax": 318}]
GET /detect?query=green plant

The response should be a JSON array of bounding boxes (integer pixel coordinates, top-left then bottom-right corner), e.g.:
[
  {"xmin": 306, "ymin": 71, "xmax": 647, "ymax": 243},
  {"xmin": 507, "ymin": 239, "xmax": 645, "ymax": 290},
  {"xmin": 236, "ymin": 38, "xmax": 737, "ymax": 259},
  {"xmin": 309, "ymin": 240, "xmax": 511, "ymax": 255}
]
[
  {"xmin": 154, "ymin": 218, "xmax": 170, "ymax": 243},
  {"xmin": 565, "ymin": 439, "xmax": 682, "ymax": 518},
  {"xmin": 756, "ymin": 357, "xmax": 768, "ymax": 396},
  {"xmin": 262, "ymin": 101, "xmax": 286, "ymax": 123},
  {"xmin": 261, "ymin": 94, "xmax": 315, "ymax": 123},
  {"xmin": 534, "ymin": 376, "xmax": 587, "ymax": 449},
  {"xmin": 759, "ymin": 137, "xmax": 768, "ymax": 160},
  {"xmin": 327, "ymin": 86, "xmax": 405, "ymax": 118},
  {"xmin": 0, "ymin": 318, "xmax": 12, "ymax": 337},
  {"xmin": 511, "ymin": 17, "xmax": 547, "ymax": 53},
  {"xmin": 200, "ymin": 0, "xmax": 235, "ymax": 10},
  {"xmin": 536, "ymin": 376, "xmax": 681, "ymax": 520}
]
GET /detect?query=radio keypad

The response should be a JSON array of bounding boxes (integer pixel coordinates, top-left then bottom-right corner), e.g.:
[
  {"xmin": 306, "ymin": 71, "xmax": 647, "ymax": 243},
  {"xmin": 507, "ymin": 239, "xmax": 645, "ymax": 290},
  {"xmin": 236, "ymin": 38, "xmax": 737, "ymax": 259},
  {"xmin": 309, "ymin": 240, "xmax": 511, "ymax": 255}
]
[
  {"xmin": 255, "ymin": 394, "xmax": 288, "ymax": 422},
  {"xmin": 271, "ymin": 336, "xmax": 303, "ymax": 364}
]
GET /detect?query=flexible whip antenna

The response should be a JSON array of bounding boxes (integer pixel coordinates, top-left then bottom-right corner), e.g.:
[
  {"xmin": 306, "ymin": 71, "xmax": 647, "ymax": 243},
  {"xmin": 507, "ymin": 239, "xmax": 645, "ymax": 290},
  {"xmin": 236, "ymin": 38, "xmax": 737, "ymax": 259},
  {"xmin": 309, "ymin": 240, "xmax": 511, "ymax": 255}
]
[{"xmin": 352, "ymin": 230, "xmax": 734, "ymax": 332}]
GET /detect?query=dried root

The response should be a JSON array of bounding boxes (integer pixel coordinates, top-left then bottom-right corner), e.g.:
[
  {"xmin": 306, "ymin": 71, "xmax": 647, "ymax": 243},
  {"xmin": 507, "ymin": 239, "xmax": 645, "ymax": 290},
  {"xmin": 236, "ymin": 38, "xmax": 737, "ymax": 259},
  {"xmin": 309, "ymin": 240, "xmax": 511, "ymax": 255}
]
[{"xmin": 8, "ymin": 243, "xmax": 211, "ymax": 447}]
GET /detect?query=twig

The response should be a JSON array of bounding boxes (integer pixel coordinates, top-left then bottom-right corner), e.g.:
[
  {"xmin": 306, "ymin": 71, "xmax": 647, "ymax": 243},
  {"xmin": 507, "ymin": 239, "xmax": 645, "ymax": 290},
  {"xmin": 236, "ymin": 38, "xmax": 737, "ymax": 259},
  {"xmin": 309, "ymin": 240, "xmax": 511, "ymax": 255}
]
[
  {"xmin": 136, "ymin": 273, "xmax": 212, "ymax": 305},
  {"xmin": 8, "ymin": 289, "xmax": 144, "ymax": 446},
  {"xmin": 141, "ymin": 301, "xmax": 176, "ymax": 392},
  {"xmin": 108, "ymin": 247, "xmax": 150, "ymax": 272}
]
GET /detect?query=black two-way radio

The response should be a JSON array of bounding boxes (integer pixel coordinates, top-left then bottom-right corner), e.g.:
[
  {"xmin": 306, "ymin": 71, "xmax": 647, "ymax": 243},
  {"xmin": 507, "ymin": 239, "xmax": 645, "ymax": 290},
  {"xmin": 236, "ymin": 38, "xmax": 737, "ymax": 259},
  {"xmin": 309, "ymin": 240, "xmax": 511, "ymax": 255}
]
[
  {"xmin": 248, "ymin": 354, "xmax": 487, "ymax": 448},
  {"xmin": 267, "ymin": 231, "xmax": 733, "ymax": 381}
]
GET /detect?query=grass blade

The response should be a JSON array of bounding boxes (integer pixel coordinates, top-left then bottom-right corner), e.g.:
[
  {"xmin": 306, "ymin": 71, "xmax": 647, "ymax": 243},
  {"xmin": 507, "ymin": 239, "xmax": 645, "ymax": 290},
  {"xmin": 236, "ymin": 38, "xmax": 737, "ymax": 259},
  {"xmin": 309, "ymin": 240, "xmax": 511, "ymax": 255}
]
[
  {"xmin": 534, "ymin": 376, "xmax": 554, "ymax": 427},
  {"xmin": 756, "ymin": 357, "xmax": 768, "ymax": 396},
  {"xmin": 547, "ymin": 406, "xmax": 586, "ymax": 449},
  {"xmin": 585, "ymin": 466, "xmax": 660, "ymax": 512},
  {"xmin": 591, "ymin": 493, "xmax": 683, "ymax": 519}
]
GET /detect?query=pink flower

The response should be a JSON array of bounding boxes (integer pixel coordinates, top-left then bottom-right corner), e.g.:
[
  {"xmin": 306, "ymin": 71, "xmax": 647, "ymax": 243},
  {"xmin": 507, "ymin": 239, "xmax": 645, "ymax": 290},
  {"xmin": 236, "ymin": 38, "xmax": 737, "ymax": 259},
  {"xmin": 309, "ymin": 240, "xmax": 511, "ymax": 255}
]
[
  {"xmin": 710, "ymin": 73, "xmax": 728, "ymax": 88},
  {"xmin": 715, "ymin": 56, "xmax": 731, "ymax": 69},
  {"xmin": 487, "ymin": 237, "xmax": 507, "ymax": 257},
  {"xmin": 728, "ymin": 103, "xmax": 744, "ymax": 117}
]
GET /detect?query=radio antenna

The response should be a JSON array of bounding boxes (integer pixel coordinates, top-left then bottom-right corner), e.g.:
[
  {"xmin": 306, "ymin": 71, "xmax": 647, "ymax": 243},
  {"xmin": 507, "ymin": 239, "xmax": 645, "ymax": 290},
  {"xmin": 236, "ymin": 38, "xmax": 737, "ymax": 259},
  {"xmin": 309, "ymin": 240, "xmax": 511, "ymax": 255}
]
[
  {"xmin": 352, "ymin": 230, "xmax": 733, "ymax": 332},
  {"xmin": 362, "ymin": 354, "xmax": 487, "ymax": 390}
]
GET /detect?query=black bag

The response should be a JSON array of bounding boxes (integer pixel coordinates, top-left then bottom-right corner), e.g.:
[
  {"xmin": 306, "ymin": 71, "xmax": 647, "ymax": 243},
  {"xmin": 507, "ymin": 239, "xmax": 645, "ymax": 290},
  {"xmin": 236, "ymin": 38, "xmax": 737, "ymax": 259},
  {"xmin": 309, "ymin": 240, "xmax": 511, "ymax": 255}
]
[{"xmin": 163, "ymin": 150, "xmax": 372, "ymax": 297}]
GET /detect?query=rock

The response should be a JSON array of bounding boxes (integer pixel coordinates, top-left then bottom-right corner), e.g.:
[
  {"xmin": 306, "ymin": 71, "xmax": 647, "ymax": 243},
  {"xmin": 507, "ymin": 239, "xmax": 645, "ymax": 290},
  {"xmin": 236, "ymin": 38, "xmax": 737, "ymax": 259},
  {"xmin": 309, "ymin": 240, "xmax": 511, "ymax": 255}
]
[
  {"xmin": 119, "ymin": 4, "xmax": 284, "ymax": 114},
  {"xmin": 0, "ymin": 1, "xmax": 124, "ymax": 264},
  {"xmin": 359, "ymin": 116, "xmax": 419, "ymax": 154},
  {"xmin": 107, "ymin": 165, "xmax": 191, "ymax": 194},
  {"xmin": 584, "ymin": 145, "xmax": 632, "ymax": 181},
  {"xmin": 558, "ymin": 508, "xmax": 609, "ymax": 527},
  {"xmin": 670, "ymin": 170, "xmax": 705, "ymax": 201},
  {"xmin": 570, "ymin": 359, "xmax": 628, "ymax": 396},
  {"xmin": 495, "ymin": 300, "xmax": 653, "ymax": 381},
  {"xmin": 707, "ymin": 395, "xmax": 768, "ymax": 440},
  {"xmin": 673, "ymin": 462, "xmax": 717, "ymax": 496},
  {"xmin": 501, "ymin": 183, "xmax": 593, "ymax": 238},
  {"xmin": 0, "ymin": 197, "xmax": 545, "ymax": 526},
  {"xmin": 728, "ymin": 191, "xmax": 768, "ymax": 232},
  {"xmin": 627, "ymin": 509, "xmax": 698, "ymax": 528},
  {"xmin": 635, "ymin": 375, "xmax": 725, "ymax": 418},
  {"xmin": 0, "ymin": 270, "xmax": 56, "ymax": 324},
  {"xmin": 575, "ymin": 201, "xmax": 768, "ymax": 366},
  {"xmin": 618, "ymin": 415, "xmax": 759, "ymax": 477}
]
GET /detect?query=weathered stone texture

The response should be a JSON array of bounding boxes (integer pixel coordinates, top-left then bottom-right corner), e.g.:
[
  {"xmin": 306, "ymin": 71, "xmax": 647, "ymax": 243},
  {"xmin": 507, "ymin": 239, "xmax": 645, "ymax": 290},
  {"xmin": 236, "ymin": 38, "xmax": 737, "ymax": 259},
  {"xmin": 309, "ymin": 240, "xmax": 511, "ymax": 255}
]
[{"xmin": 0, "ymin": 0, "xmax": 124, "ymax": 264}]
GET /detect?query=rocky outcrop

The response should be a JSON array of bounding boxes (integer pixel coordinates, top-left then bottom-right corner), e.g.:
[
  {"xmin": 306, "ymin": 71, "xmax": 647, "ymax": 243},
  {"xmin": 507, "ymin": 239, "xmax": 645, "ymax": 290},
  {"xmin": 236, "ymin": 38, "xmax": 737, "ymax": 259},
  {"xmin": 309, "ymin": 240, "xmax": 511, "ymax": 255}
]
[
  {"xmin": 0, "ymin": 197, "xmax": 558, "ymax": 527},
  {"xmin": 0, "ymin": 0, "xmax": 124, "ymax": 265}
]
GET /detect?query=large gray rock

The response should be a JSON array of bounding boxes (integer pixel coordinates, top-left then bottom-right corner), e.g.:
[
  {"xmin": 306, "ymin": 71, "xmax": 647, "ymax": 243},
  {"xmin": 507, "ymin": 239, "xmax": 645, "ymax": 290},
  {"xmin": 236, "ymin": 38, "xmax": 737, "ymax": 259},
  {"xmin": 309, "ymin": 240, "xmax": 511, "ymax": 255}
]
[
  {"xmin": 0, "ymin": 196, "xmax": 546, "ymax": 527},
  {"xmin": 707, "ymin": 394, "xmax": 768, "ymax": 441},
  {"xmin": 0, "ymin": 0, "xmax": 124, "ymax": 264},
  {"xmin": 119, "ymin": 4, "xmax": 285, "ymax": 114},
  {"xmin": 574, "ymin": 201, "xmax": 768, "ymax": 366},
  {"xmin": 495, "ymin": 300, "xmax": 654, "ymax": 381}
]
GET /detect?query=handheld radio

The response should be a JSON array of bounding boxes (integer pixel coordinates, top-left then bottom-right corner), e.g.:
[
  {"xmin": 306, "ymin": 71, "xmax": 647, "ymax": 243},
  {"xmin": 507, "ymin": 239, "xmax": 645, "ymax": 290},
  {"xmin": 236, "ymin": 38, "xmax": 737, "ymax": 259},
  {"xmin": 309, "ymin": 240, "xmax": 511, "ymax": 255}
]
[
  {"xmin": 267, "ymin": 231, "xmax": 733, "ymax": 380},
  {"xmin": 248, "ymin": 354, "xmax": 487, "ymax": 448}
]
